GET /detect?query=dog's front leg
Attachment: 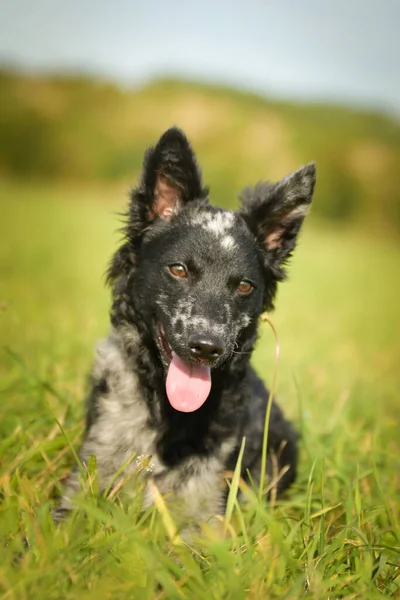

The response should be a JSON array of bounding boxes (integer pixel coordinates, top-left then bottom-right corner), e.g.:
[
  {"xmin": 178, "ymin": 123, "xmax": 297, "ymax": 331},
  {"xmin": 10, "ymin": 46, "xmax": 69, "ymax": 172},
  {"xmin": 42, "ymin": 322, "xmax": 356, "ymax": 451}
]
[{"xmin": 52, "ymin": 465, "xmax": 82, "ymax": 522}]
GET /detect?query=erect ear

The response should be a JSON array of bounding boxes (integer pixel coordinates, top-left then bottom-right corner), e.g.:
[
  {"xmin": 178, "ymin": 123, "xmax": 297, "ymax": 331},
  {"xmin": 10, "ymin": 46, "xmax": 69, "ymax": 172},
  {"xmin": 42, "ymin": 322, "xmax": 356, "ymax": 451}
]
[
  {"xmin": 135, "ymin": 127, "xmax": 207, "ymax": 222},
  {"xmin": 239, "ymin": 163, "xmax": 316, "ymax": 279}
]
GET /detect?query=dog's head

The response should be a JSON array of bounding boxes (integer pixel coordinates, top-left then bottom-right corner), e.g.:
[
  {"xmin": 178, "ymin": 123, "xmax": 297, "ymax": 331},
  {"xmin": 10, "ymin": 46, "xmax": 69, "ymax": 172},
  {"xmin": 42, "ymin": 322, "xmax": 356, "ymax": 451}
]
[{"xmin": 108, "ymin": 127, "xmax": 316, "ymax": 412}]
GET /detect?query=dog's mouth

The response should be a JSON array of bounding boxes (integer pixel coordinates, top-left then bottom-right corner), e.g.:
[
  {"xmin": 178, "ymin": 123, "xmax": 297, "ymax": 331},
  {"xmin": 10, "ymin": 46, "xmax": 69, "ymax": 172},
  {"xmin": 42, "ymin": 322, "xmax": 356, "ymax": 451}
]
[{"xmin": 158, "ymin": 326, "xmax": 212, "ymax": 413}]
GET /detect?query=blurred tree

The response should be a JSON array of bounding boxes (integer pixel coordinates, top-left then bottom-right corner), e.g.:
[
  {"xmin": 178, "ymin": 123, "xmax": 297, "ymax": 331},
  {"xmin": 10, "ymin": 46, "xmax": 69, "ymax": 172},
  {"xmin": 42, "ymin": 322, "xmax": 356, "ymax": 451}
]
[{"xmin": 1, "ymin": 69, "xmax": 399, "ymax": 233}]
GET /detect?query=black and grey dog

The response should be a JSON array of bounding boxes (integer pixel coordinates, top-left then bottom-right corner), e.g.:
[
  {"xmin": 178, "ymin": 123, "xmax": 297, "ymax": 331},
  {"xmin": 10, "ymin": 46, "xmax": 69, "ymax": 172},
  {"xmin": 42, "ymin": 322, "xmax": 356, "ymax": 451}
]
[{"xmin": 53, "ymin": 127, "xmax": 316, "ymax": 523}]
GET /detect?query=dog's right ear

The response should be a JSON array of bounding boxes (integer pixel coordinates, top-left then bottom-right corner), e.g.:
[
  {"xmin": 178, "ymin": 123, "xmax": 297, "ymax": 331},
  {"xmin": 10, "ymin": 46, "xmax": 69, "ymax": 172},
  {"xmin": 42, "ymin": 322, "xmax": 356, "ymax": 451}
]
[
  {"xmin": 107, "ymin": 128, "xmax": 207, "ymax": 288},
  {"xmin": 132, "ymin": 127, "xmax": 207, "ymax": 225}
]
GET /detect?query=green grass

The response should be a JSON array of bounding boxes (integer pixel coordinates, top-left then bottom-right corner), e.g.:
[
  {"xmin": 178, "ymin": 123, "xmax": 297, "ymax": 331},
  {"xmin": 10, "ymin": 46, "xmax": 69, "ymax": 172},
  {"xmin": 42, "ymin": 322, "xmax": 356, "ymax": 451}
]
[{"xmin": 1, "ymin": 181, "xmax": 399, "ymax": 599}]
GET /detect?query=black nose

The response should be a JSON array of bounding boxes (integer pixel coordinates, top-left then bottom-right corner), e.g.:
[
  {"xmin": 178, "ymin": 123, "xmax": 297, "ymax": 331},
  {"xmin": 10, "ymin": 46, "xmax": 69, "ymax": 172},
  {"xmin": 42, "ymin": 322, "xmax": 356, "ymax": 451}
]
[{"xmin": 188, "ymin": 334, "xmax": 225, "ymax": 363}]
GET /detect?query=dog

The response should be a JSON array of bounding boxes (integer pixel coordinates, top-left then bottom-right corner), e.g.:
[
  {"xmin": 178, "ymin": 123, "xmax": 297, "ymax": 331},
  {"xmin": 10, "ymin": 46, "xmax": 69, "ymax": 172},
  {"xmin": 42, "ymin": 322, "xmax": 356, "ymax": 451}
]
[{"xmin": 53, "ymin": 127, "xmax": 316, "ymax": 525}]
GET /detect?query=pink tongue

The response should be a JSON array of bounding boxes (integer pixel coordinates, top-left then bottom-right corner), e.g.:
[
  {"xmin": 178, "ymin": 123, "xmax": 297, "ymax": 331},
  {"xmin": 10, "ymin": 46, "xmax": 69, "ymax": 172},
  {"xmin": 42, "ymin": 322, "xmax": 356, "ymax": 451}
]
[{"xmin": 166, "ymin": 352, "xmax": 211, "ymax": 412}]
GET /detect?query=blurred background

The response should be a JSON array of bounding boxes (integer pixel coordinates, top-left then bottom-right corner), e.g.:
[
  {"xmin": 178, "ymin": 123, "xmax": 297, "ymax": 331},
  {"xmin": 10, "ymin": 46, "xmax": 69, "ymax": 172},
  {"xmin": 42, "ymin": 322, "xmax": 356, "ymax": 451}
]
[
  {"xmin": 0, "ymin": 0, "xmax": 399, "ymax": 426},
  {"xmin": 1, "ymin": 0, "xmax": 400, "ymax": 221}
]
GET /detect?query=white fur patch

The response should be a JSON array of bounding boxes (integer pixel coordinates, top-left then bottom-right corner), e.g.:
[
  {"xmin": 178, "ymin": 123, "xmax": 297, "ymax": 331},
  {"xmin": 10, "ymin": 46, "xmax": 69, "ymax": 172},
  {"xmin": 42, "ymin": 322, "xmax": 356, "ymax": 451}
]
[
  {"xmin": 203, "ymin": 211, "xmax": 234, "ymax": 236},
  {"xmin": 220, "ymin": 234, "xmax": 236, "ymax": 251},
  {"xmin": 192, "ymin": 211, "xmax": 236, "ymax": 251},
  {"xmin": 238, "ymin": 314, "xmax": 251, "ymax": 328}
]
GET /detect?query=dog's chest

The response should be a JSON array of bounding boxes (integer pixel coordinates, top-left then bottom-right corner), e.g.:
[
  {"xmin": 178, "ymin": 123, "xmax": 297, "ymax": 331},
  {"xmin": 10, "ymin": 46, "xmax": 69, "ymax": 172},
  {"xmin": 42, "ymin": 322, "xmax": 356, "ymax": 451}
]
[{"xmin": 86, "ymin": 333, "xmax": 235, "ymax": 518}]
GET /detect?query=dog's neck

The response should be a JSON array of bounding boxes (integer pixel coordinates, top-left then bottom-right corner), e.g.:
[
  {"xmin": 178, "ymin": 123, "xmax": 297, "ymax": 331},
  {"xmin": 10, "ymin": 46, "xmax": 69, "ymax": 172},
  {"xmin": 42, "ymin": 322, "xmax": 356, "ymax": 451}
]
[{"xmin": 109, "ymin": 308, "xmax": 260, "ymax": 467}]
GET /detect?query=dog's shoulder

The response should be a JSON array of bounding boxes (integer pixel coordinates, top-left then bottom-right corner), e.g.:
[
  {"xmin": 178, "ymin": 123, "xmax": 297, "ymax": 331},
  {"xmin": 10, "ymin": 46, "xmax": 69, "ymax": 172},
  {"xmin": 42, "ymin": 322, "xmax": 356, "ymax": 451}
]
[
  {"xmin": 83, "ymin": 329, "xmax": 157, "ymax": 459},
  {"xmin": 90, "ymin": 329, "xmax": 143, "ymax": 408}
]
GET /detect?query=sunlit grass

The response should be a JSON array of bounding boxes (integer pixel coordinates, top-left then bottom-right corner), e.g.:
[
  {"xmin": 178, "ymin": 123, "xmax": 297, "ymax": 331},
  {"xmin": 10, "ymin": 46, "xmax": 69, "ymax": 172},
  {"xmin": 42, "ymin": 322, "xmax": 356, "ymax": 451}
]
[{"xmin": 1, "ymin": 182, "xmax": 399, "ymax": 599}]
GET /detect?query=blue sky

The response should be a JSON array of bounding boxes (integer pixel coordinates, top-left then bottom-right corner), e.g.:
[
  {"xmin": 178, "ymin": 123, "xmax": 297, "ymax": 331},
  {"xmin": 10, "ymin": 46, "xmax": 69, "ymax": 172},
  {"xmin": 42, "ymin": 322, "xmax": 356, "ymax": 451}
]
[{"xmin": 1, "ymin": 0, "xmax": 399, "ymax": 114}]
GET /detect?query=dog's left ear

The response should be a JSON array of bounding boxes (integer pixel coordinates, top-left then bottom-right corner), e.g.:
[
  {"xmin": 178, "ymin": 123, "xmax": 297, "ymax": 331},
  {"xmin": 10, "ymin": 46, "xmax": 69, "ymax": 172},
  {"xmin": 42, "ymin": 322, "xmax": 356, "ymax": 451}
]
[
  {"xmin": 135, "ymin": 127, "xmax": 207, "ymax": 223},
  {"xmin": 239, "ymin": 163, "xmax": 316, "ymax": 279}
]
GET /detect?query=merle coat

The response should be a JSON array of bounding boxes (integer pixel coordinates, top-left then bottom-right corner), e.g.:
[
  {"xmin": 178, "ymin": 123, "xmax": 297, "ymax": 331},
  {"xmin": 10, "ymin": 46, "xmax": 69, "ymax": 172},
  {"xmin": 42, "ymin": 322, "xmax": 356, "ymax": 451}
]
[{"xmin": 53, "ymin": 127, "xmax": 316, "ymax": 524}]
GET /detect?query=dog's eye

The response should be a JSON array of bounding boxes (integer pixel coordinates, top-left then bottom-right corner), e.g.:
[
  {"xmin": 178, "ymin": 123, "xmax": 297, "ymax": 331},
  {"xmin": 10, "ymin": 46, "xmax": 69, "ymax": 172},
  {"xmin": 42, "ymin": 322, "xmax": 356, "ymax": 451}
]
[
  {"xmin": 169, "ymin": 264, "xmax": 187, "ymax": 278},
  {"xmin": 237, "ymin": 280, "xmax": 253, "ymax": 295}
]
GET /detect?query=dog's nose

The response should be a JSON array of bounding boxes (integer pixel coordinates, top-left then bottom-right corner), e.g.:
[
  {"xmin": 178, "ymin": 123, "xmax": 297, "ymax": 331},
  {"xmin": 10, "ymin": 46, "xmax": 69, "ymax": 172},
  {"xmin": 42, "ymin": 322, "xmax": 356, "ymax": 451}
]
[{"xmin": 188, "ymin": 334, "xmax": 225, "ymax": 363}]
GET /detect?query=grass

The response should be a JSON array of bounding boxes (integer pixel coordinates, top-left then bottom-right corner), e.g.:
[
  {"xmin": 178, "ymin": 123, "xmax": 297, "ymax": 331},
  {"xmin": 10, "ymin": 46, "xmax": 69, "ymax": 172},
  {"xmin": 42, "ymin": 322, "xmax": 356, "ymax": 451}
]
[{"xmin": 0, "ymin": 181, "xmax": 399, "ymax": 599}]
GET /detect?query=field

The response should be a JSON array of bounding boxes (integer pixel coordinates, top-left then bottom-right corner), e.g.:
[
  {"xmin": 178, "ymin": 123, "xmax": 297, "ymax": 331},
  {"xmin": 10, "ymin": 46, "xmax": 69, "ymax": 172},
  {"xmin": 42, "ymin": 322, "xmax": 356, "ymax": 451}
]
[
  {"xmin": 2, "ymin": 70, "xmax": 400, "ymax": 232},
  {"xmin": 1, "ymin": 181, "xmax": 399, "ymax": 599}
]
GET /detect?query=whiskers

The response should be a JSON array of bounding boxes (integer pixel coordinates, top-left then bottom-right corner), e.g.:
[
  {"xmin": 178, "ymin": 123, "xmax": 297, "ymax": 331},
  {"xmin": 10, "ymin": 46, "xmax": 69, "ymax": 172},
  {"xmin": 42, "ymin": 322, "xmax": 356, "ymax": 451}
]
[{"xmin": 231, "ymin": 341, "xmax": 252, "ymax": 357}]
